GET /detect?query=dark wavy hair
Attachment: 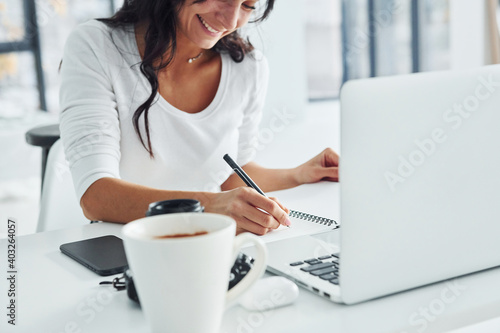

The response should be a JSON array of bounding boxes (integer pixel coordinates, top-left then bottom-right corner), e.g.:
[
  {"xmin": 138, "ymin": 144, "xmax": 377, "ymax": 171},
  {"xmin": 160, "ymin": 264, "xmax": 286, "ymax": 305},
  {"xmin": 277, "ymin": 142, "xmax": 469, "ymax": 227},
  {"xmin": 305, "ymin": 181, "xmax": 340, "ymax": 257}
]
[{"xmin": 98, "ymin": 0, "xmax": 275, "ymax": 158}]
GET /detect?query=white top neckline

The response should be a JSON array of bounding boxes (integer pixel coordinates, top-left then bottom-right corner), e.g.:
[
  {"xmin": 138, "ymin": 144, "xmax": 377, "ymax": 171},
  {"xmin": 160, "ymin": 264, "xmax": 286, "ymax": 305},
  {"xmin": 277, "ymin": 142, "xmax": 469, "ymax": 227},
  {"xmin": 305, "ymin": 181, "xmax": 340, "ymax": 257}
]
[{"xmin": 126, "ymin": 26, "xmax": 230, "ymax": 121}]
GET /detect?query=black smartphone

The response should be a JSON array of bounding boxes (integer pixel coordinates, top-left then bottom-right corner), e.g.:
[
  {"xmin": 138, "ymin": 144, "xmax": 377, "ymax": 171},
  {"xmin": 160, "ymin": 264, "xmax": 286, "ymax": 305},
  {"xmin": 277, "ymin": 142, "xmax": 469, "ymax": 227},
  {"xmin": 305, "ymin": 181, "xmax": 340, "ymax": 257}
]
[{"xmin": 60, "ymin": 235, "xmax": 129, "ymax": 276}]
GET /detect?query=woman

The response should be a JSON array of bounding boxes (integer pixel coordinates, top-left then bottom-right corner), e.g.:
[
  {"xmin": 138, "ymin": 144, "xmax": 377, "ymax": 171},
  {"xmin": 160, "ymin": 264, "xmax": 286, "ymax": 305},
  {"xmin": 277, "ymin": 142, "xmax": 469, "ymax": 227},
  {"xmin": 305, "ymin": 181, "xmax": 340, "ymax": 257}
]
[{"xmin": 59, "ymin": 0, "xmax": 339, "ymax": 235}]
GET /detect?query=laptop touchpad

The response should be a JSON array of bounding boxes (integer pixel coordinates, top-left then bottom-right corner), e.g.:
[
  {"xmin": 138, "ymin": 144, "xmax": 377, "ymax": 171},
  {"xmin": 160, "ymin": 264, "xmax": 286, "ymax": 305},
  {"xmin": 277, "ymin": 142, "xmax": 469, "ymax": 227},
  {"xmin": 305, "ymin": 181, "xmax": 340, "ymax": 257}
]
[{"xmin": 311, "ymin": 230, "xmax": 340, "ymax": 252}]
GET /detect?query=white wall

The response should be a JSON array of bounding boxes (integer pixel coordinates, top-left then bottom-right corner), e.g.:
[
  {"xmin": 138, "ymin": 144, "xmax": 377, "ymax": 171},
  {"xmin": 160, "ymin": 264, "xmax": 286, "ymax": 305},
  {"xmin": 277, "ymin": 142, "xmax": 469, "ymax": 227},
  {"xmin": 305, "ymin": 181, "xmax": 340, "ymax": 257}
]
[
  {"xmin": 246, "ymin": 0, "xmax": 308, "ymax": 127},
  {"xmin": 449, "ymin": 0, "xmax": 497, "ymax": 69}
]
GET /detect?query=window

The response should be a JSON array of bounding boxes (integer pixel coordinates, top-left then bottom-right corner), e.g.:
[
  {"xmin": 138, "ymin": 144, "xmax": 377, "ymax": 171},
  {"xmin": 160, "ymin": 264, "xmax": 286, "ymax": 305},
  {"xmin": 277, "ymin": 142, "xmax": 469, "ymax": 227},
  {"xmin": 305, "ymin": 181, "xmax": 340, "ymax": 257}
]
[
  {"xmin": 305, "ymin": 0, "xmax": 451, "ymax": 100},
  {"xmin": 305, "ymin": 0, "xmax": 343, "ymax": 100},
  {"xmin": 0, "ymin": 0, "xmax": 119, "ymax": 115}
]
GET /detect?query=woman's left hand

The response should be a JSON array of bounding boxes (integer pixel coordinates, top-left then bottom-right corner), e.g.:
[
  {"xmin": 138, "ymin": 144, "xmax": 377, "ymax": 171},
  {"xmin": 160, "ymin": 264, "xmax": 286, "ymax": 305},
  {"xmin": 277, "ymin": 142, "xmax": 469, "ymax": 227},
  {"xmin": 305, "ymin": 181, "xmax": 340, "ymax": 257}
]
[{"xmin": 294, "ymin": 147, "xmax": 339, "ymax": 184}]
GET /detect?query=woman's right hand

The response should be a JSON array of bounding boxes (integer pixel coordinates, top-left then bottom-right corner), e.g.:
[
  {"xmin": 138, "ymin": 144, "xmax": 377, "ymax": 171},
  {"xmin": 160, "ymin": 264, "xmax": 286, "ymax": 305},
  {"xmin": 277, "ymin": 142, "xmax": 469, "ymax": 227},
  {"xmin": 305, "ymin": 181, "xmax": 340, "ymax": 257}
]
[{"xmin": 203, "ymin": 187, "xmax": 291, "ymax": 235}]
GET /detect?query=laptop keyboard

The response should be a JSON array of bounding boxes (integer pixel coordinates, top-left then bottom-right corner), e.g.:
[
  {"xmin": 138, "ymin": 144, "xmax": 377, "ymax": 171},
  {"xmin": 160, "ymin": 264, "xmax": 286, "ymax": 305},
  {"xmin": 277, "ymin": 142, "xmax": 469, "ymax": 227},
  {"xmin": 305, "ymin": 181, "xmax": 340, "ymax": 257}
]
[{"xmin": 289, "ymin": 253, "xmax": 339, "ymax": 285}]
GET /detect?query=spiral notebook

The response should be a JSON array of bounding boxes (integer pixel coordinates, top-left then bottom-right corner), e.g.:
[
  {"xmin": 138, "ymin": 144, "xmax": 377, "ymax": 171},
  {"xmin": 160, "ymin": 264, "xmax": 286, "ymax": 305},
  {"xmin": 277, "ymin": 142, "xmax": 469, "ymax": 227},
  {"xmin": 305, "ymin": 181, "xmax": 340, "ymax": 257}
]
[
  {"xmin": 260, "ymin": 209, "xmax": 339, "ymax": 243},
  {"xmin": 222, "ymin": 154, "xmax": 339, "ymax": 243}
]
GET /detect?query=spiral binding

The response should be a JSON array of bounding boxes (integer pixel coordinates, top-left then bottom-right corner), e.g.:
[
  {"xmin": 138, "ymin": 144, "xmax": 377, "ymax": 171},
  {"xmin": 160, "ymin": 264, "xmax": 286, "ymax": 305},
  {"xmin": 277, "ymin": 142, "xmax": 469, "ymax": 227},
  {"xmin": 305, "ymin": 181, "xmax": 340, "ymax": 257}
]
[{"xmin": 289, "ymin": 210, "xmax": 339, "ymax": 228}]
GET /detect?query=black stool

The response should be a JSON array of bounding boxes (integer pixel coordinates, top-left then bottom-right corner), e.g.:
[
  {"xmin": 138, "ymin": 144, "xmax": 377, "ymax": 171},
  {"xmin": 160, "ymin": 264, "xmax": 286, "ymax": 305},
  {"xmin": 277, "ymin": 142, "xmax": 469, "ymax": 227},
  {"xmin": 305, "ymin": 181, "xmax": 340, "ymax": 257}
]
[{"xmin": 25, "ymin": 124, "xmax": 60, "ymax": 191}]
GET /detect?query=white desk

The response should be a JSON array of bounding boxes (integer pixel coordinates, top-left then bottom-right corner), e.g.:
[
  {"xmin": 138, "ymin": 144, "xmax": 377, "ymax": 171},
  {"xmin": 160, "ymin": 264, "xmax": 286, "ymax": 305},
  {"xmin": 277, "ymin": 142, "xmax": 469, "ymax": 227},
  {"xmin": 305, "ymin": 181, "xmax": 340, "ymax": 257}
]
[
  {"xmin": 2, "ymin": 101, "xmax": 500, "ymax": 332},
  {"xmin": 1, "ymin": 183, "xmax": 500, "ymax": 333}
]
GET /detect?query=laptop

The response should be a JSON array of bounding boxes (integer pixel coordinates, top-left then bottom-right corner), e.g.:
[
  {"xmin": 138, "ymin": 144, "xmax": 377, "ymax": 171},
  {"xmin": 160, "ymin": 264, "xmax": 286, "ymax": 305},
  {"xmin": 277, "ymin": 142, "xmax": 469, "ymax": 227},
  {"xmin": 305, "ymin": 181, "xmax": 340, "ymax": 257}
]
[{"xmin": 260, "ymin": 64, "xmax": 500, "ymax": 304}]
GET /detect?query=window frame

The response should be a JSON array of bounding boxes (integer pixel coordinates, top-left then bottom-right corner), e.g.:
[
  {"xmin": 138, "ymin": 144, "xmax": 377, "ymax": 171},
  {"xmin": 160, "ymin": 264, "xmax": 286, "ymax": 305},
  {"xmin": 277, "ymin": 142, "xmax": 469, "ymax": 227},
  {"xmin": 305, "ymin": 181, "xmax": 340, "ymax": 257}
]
[{"xmin": 0, "ymin": 0, "xmax": 117, "ymax": 111}]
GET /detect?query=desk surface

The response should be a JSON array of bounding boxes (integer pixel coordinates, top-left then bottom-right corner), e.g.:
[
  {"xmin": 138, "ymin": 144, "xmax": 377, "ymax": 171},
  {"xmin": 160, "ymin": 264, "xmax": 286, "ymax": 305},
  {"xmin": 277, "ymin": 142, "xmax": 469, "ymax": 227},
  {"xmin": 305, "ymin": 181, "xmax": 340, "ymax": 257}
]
[
  {"xmin": 2, "ymin": 101, "xmax": 500, "ymax": 333},
  {"xmin": 2, "ymin": 184, "xmax": 500, "ymax": 333}
]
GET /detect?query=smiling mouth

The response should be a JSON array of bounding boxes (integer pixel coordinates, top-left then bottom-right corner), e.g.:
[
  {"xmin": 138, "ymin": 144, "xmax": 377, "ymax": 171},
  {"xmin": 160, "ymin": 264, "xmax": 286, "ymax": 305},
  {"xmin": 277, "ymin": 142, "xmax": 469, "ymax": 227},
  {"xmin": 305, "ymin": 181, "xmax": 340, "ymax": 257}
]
[{"xmin": 197, "ymin": 14, "xmax": 221, "ymax": 34}]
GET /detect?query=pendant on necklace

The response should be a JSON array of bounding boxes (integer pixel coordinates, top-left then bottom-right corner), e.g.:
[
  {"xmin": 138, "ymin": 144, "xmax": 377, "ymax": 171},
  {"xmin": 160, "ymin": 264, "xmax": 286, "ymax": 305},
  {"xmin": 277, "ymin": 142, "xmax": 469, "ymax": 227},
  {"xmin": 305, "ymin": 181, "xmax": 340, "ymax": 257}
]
[{"xmin": 187, "ymin": 52, "xmax": 204, "ymax": 63}]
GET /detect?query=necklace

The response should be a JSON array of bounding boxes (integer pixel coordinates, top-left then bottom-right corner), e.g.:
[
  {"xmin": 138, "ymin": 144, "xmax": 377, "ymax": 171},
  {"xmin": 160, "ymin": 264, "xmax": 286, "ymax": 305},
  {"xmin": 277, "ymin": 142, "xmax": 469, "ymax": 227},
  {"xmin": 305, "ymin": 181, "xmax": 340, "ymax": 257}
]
[{"xmin": 187, "ymin": 52, "xmax": 203, "ymax": 63}]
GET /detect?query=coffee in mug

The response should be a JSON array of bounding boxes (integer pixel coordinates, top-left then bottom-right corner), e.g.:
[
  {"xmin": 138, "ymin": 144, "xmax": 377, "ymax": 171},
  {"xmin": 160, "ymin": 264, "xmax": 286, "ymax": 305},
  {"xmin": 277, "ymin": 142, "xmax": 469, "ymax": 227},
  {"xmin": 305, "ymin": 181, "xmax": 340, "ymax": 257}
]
[{"xmin": 154, "ymin": 231, "xmax": 208, "ymax": 239}]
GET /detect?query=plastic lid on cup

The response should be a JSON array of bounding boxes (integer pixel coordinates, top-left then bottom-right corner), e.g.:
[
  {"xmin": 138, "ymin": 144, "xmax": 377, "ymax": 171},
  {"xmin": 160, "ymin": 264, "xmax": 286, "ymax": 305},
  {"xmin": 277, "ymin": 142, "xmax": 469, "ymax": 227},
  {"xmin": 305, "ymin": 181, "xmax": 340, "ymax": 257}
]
[{"xmin": 145, "ymin": 199, "xmax": 204, "ymax": 216}]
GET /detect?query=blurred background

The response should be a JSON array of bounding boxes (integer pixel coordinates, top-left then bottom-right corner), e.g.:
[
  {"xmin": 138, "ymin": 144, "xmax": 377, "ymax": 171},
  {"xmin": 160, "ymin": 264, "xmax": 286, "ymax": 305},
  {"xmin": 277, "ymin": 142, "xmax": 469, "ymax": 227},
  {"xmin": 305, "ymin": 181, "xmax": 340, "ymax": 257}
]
[{"xmin": 1, "ymin": 0, "xmax": 499, "ymax": 235}]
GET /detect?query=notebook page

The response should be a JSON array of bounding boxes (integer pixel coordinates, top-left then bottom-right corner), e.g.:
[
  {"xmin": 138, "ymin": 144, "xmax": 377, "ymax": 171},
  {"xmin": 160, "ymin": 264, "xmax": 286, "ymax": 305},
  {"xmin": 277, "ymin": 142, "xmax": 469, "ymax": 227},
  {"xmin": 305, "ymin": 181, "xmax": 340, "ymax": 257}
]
[
  {"xmin": 258, "ymin": 215, "xmax": 336, "ymax": 243},
  {"xmin": 241, "ymin": 182, "xmax": 340, "ymax": 244}
]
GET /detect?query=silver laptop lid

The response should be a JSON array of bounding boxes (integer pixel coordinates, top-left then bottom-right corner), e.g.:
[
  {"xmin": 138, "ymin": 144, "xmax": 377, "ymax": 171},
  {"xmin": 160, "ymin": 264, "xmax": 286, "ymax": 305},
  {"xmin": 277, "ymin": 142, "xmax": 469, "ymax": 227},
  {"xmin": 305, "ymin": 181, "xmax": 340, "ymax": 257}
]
[{"xmin": 339, "ymin": 65, "xmax": 500, "ymax": 304}]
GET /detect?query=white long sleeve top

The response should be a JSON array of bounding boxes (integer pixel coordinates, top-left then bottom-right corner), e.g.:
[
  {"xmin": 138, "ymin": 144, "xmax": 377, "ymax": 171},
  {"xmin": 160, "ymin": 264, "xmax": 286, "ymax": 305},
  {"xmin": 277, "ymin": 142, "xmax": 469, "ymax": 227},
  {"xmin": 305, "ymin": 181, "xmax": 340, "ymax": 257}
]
[{"xmin": 59, "ymin": 20, "xmax": 268, "ymax": 201}]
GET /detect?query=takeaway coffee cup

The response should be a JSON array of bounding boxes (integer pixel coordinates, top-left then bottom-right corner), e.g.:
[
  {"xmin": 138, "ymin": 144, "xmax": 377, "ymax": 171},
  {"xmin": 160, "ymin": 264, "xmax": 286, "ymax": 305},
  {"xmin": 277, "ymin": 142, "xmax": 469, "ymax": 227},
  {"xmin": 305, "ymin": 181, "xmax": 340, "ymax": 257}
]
[
  {"xmin": 145, "ymin": 199, "xmax": 204, "ymax": 216},
  {"xmin": 122, "ymin": 213, "xmax": 267, "ymax": 333}
]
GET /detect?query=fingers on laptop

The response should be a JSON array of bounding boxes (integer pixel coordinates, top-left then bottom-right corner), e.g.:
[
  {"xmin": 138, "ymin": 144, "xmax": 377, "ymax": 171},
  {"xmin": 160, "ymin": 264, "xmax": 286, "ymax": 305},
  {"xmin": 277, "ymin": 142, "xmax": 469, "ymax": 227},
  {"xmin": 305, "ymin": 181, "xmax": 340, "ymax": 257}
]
[
  {"xmin": 322, "ymin": 147, "xmax": 339, "ymax": 166},
  {"xmin": 321, "ymin": 166, "xmax": 339, "ymax": 182},
  {"xmin": 319, "ymin": 148, "xmax": 339, "ymax": 181}
]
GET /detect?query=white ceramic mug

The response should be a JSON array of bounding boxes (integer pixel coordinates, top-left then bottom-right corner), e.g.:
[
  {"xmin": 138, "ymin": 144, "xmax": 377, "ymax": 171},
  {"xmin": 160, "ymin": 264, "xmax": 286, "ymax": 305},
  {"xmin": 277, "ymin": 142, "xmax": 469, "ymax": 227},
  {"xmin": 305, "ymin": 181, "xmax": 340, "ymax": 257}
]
[{"xmin": 122, "ymin": 213, "xmax": 267, "ymax": 333}]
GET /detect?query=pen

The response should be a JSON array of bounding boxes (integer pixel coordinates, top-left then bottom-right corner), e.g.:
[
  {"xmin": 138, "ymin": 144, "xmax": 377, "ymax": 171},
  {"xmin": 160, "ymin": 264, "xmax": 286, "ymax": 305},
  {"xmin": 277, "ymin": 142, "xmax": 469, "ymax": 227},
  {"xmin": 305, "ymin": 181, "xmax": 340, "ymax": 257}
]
[
  {"xmin": 223, "ymin": 154, "xmax": 266, "ymax": 196},
  {"xmin": 223, "ymin": 154, "xmax": 290, "ymax": 227}
]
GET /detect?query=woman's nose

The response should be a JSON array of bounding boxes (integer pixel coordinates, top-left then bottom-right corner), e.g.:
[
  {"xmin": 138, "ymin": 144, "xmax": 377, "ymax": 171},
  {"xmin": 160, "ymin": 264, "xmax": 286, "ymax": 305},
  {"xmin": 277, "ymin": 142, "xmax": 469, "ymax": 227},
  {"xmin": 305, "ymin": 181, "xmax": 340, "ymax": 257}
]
[{"xmin": 217, "ymin": 4, "xmax": 240, "ymax": 31}]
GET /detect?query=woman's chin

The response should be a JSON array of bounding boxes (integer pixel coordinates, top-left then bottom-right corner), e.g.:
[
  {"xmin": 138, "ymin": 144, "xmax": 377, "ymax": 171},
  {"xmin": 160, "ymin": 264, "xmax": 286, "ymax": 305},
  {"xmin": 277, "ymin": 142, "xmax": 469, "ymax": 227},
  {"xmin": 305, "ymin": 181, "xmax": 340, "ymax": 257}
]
[{"xmin": 196, "ymin": 39, "xmax": 219, "ymax": 49}]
